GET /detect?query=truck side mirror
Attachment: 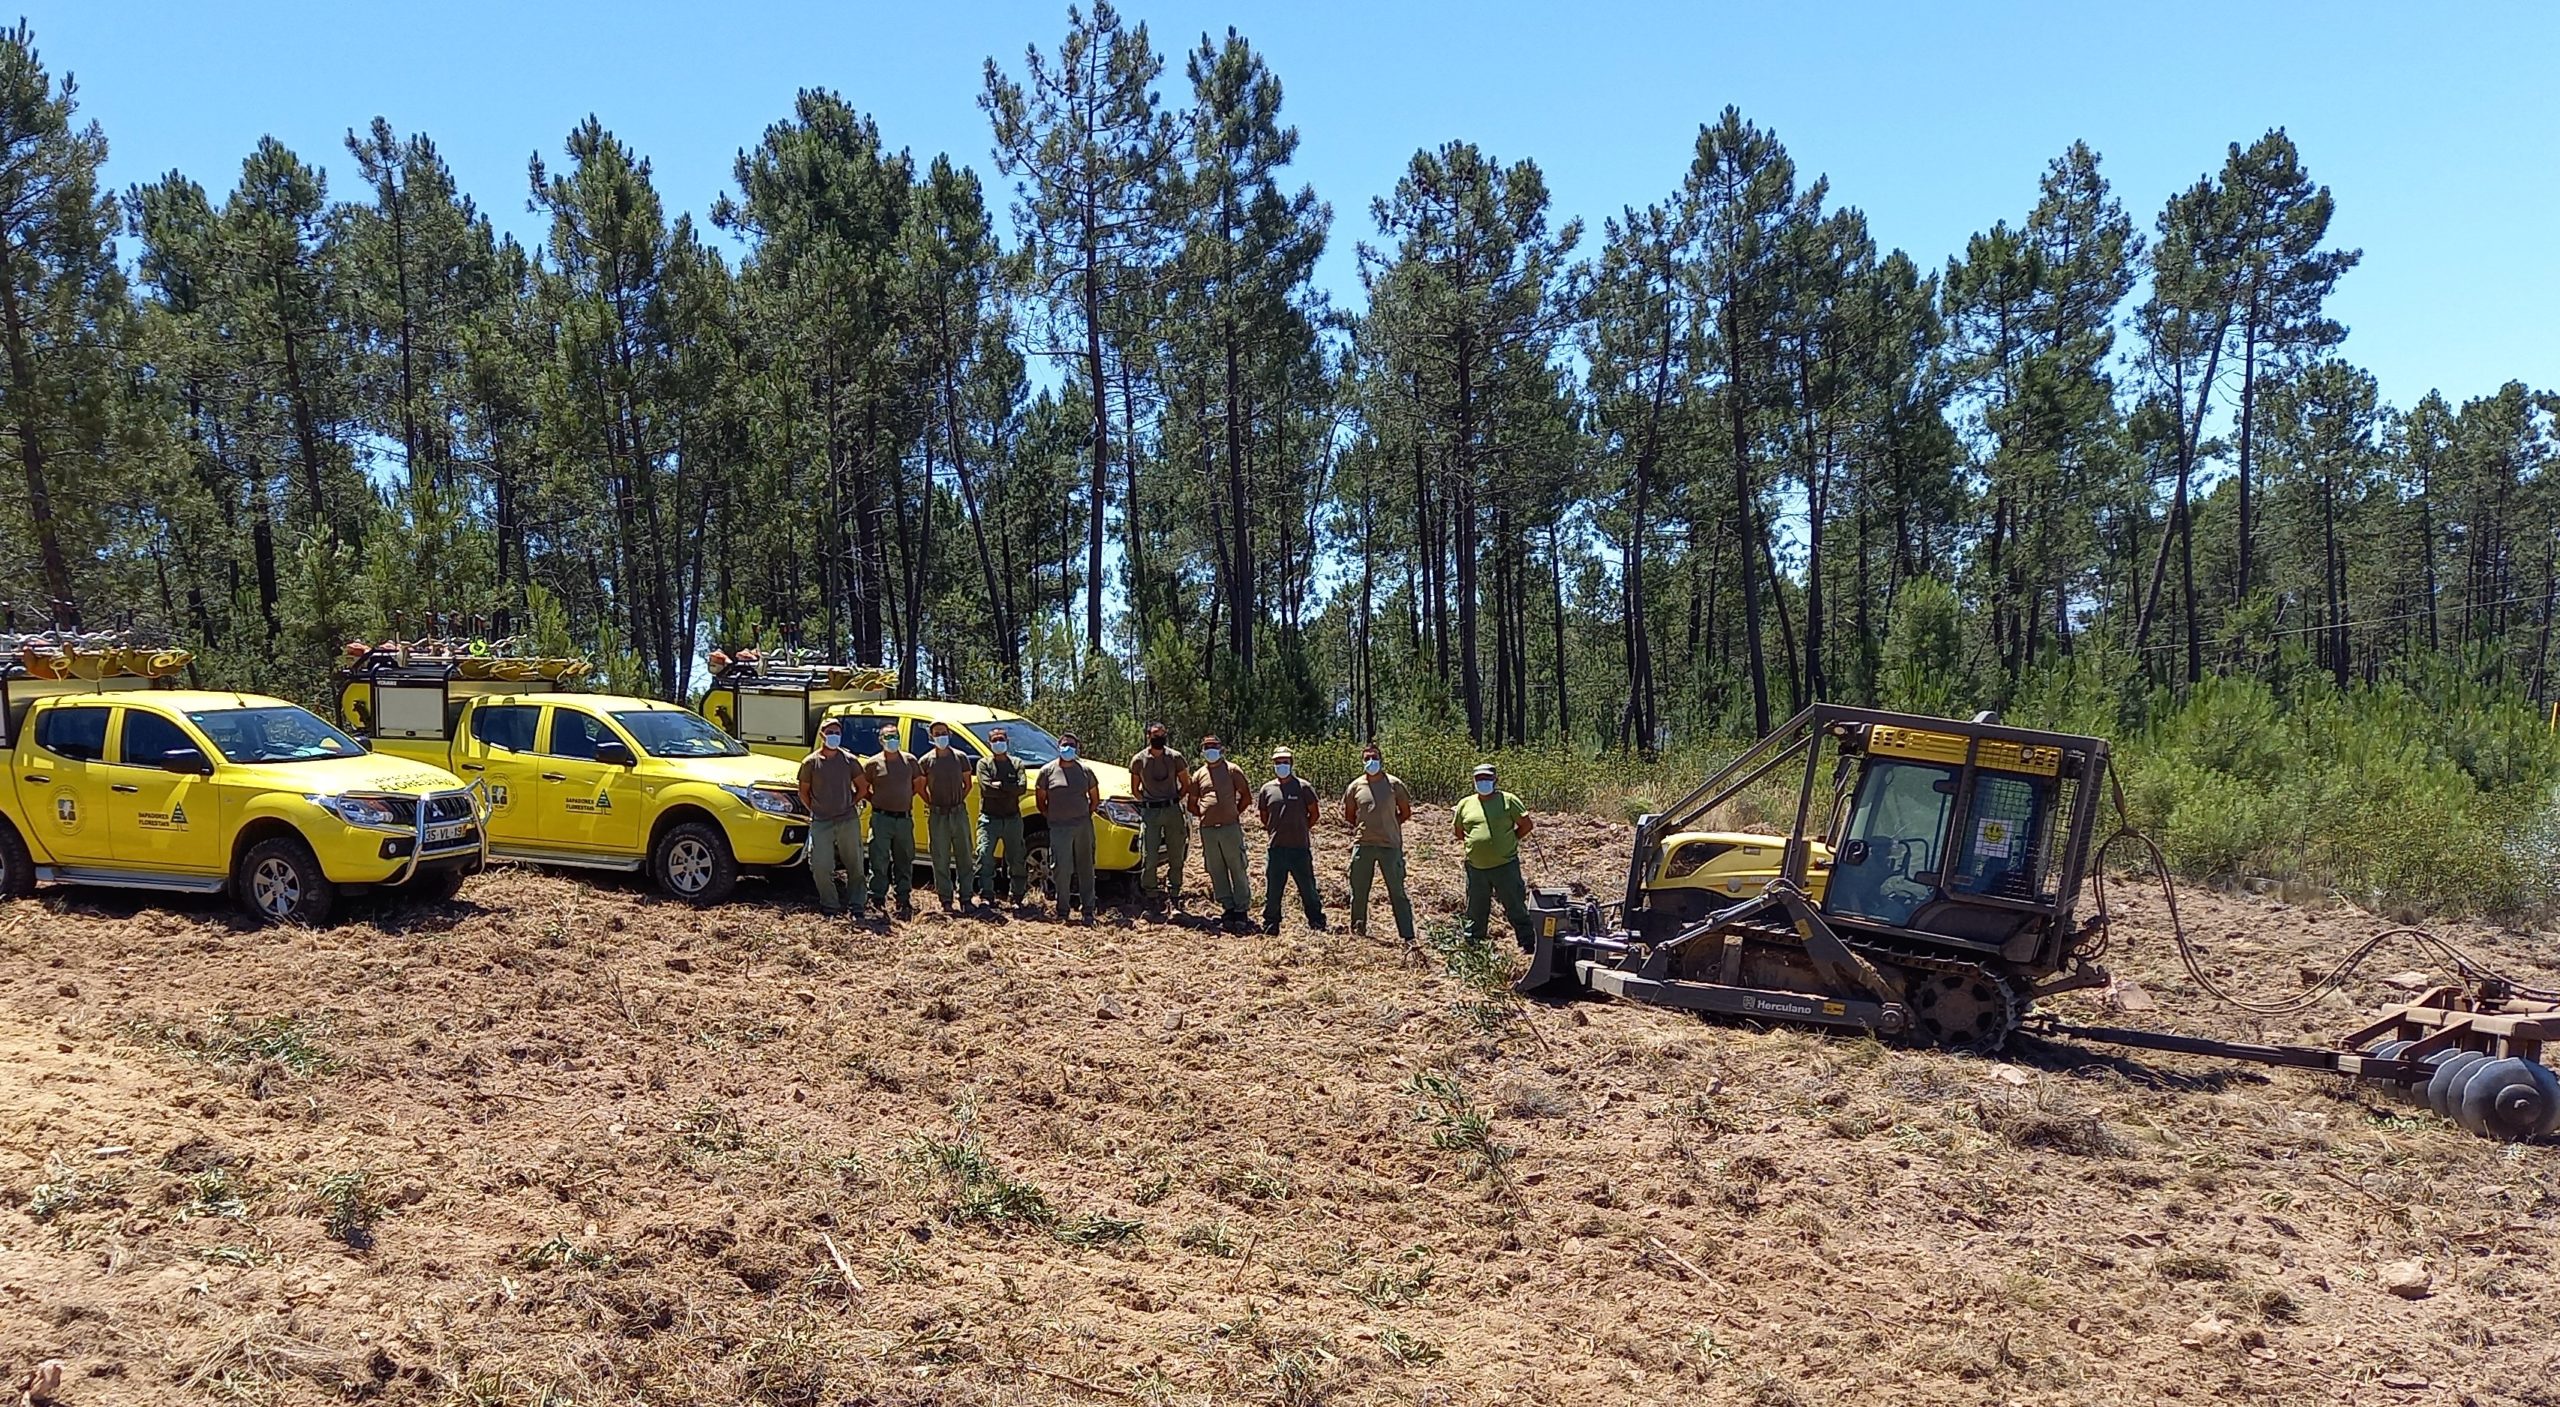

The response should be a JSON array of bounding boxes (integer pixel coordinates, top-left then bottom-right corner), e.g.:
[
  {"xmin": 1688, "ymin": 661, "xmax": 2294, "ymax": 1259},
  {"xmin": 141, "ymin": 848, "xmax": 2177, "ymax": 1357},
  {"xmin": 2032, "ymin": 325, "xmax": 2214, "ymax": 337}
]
[
  {"xmin": 594, "ymin": 739, "xmax": 636, "ymax": 768},
  {"xmin": 161, "ymin": 746, "xmax": 214, "ymax": 777}
]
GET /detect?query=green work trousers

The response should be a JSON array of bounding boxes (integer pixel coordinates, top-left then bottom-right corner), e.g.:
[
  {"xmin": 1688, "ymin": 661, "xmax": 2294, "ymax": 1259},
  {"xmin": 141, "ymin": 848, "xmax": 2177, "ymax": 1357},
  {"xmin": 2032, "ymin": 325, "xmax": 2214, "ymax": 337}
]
[
  {"xmin": 1137, "ymin": 804, "xmax": 1189, "ymax": 898},
  {"xmin": 867, "ymin": 811, "xmax": 916, "ymax": 908},
  {"xmin": 1199, "ymin": 823, "xmax": 1250, "ymax": 917},
  {"xmin": 1262, "ymin": 845, "xmax": 1324, "ymax": 932},
  {"xmin": 1052, "ymin": 820, "xmax": 1099, "ymax": 918},
  {"xmin": 807, "ymin": 815, "xmax": 866, "ymax": 916},
  {"xmin": 1348, "ymin": 844, "xmax": 1415, "ymax": 941},
  {"xmin": 974, "ymin": 813, "xmax": 1027, "ymax": 902},
  {"xmin": 1462, "ymin": 856, "xmax": 1535, "ymax": 946},
  {"xmin": 928, "ymin": 806, "xmax": 974, "ymax": 905}
]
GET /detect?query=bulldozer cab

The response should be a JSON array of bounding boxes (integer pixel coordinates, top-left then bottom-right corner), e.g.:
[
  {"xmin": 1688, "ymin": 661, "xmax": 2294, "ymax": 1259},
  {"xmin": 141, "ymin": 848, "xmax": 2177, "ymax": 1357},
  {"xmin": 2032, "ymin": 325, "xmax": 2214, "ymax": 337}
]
[{"xmin": 1630, "ymin": 706, "xmax": 2105, "ymax": 968}]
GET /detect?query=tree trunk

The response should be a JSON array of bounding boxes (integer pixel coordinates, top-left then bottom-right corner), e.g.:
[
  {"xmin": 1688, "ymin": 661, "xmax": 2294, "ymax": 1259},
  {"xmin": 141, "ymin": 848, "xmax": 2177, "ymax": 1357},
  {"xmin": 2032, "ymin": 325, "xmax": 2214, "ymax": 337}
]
[
  {"xmin": 1723, "ymin": 285, "xmax": 1771, "ymax": 736},
  {"xmin": 0, "ymin": 244, "xmax": 74, "ymax": 610}
]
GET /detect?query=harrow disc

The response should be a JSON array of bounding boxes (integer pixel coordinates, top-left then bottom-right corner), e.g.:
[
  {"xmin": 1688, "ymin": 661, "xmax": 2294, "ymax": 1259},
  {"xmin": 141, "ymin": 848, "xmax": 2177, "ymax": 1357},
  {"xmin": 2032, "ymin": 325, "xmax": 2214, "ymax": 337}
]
[
  {"xmin": 2452, "ymin": 1057, "xmax": 2557, "ymax": 1141},
  {"xmin": 2421, "ymin": 1050, "xmax": 2491, "ymax": 1120}
]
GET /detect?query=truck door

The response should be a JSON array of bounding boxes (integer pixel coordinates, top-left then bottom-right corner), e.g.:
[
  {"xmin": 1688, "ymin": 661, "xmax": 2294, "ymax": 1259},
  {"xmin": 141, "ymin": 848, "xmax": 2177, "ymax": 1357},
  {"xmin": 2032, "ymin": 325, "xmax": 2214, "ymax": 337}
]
[
  {"xmin": 455, "ymin": 702, "xmax": 541, "ymax": 847},
  {"xmin": 107, "ymin": 709, "xmax": 224, "ymax": 874},
  {"xmin": 19, "ymin": 704, "xmax": 116, "ymax": 865},
  {"xmin": 537, "ymin": 705, "xmax": 644, "ymax": 855}
]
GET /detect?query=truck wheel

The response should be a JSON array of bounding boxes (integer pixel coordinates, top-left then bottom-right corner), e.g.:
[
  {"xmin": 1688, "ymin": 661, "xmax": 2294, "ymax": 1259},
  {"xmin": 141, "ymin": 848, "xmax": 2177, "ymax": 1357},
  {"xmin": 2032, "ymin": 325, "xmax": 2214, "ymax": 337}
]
[
  {"xmin": 0, "ymin": 820, "xmax": 34, "ymax": 900},
  {"xmin": 653, "ymin": 821, "xmax": 738, "ymax": 905},
  {"xmin": 236, "ymin": 836, "xmax": 337, "ymax": 926},
  {"xmin": 411, "ymin": 870, "xmax": 467, "ymax": 904},
  {"xmin": 1022, "ymin": 826, "xmax": 1056, "ymax": 899}
]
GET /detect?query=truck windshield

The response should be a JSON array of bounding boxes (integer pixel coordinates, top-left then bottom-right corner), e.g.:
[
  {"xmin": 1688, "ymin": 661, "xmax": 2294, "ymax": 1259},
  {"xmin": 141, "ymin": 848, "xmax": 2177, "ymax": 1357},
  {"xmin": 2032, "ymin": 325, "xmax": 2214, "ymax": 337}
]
[
  {"xmin": 963, "ymin": 718, "xmax": 1059, "ymax": 764},
  {"xmin": 187, "ymin": 706, "xmax": 364, "ymax": 765},
  {"xmin": 613, "ymin": 710, "xmax": 746, "ymax": 759}
]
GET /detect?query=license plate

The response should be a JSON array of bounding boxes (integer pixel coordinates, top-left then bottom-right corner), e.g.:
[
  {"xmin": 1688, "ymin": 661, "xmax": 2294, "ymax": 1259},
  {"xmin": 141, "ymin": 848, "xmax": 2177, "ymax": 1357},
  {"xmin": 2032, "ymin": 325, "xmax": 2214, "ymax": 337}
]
[{"xmin": 426, "ymin": 823, "xmax": 469, "ymax": 845}]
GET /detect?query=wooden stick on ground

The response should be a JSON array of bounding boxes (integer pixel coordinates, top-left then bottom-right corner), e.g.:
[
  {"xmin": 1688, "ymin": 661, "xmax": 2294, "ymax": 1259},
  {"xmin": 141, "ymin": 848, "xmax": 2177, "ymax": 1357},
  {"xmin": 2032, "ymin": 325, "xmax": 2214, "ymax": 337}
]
[
  {"xmin": 820, "ymin": 1231, "xmax": 865, "ymax": 1296},
  {"xmin": 1645, "ymin": 1235, "xmax": 1715, "ymax": 1287}
]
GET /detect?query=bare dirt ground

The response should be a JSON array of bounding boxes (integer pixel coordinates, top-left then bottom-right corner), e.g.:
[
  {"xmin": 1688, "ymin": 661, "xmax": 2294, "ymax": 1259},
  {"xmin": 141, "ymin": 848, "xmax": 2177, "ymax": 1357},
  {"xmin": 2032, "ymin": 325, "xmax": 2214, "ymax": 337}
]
[{"xmin": 3, "ymin": 809, "xmax": 2556, "ymax": 1407}]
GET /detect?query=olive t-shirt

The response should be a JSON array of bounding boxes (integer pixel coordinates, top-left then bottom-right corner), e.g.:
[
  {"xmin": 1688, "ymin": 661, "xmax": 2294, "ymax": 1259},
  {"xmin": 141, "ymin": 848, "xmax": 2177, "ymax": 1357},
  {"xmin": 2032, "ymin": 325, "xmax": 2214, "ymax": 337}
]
[
  {"xmin": 1192, "ymin": 761, "xmax": 1248, "ymax": 826},
  {"xmin": 1454, "ymin": 790, "xmax": 1529, "ymax": 869},
  {"xmin": 922, "ymin": 747, "xmax": 974, "ymax": 809},
  {"xmin": 1257, "ymin": 776, "xmax": 1319, "ymax": 847},
  {"xmin": 1344, "ymin": 773, "xmax": 1411, "ymax": 848},
  {"xmin": 1129, "ymin": 746, "xmax": 1189, "ymax": 803},
  {"xmin": 977, "ymin": 753, "xmax": 1027, "ymax": 815},
  {"xmin": 1036, "ymin": 758, "xmax": 1099, "ymax": 825},
  {"xmin": 866, "ymin": 750, "xmax": 916, "ymax": 814},
  {"xmin": 798, "ymin": 748, "xmax": 862, "ymax": 822}
]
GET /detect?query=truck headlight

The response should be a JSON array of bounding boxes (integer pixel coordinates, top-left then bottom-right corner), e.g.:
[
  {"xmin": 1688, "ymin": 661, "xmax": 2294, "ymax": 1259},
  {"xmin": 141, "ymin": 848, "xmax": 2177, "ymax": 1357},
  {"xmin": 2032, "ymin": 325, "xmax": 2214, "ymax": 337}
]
[
  {"xmin": 1098, "ymin": 798, "xmax": 1143, "ymax": 829},
  {"xmin": 722, "ymin": 784, "xmax": 799, "ymax": 817},
  {"xmin": 310, "ymin": 793, "xmax": 402, "ymax": 830}
]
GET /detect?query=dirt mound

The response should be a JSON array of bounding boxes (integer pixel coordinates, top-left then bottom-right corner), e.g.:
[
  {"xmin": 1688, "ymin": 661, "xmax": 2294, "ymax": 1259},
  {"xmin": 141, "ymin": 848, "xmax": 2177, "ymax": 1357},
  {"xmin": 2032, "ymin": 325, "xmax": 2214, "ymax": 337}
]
[{"xmin": 2, "ymin": 810, "xmax": 2555, "ymax": 1405}]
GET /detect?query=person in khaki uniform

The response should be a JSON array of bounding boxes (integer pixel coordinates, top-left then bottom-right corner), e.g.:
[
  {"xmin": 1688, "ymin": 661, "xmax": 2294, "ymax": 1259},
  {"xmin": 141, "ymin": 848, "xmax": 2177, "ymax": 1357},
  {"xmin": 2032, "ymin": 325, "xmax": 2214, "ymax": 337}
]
[
  {"xmin": 797, "ymin": 719, "xmax": 871, "ymax": 917},
  {"xmin": 972, "ymin": 724, "xmax": 1030, "ymax": 907},
  {"xmin": 1188, "ymin": 733, "xmax": 1252, "ymax": 929},
  {"xmin": 1339, "ymin": 742, "xmax": 1416, "ymax": 944},
  {"xmin": 921, "ymin": 721, "xmax": 977, "ymax": 911},
  {"xmin": 1035, "ymin": 730, "xmax": 1104, "ymax": 924},
  {"xmin": 864, "ymin": 727, "xmax": 925, "ymax": 915},
  {"xmin": 1128, "ymin": 722, "xmax": 1195, "ymax": 912},
  {"xmin": 1255, "ymin": 746, "xmax": 1326, "ymax": 935}
]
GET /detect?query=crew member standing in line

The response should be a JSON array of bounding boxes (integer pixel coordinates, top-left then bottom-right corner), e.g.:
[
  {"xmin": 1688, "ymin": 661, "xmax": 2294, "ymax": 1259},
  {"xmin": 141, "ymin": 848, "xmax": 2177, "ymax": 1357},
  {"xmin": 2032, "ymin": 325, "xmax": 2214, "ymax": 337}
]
[
  {"xmin": 1339, "ymin": 742, "xmax": 1416, "ymax": 945},
  {"xmin": 864, "ymin": 725, "xmax": 923, "ymax": 916},
  {"xmin": 1453, "ymin": 761, "xmax": 1537, "ymax": 945},
  {"xmin": 798, "ymin": 719, "xmax": 871, "ymax": 917},
  {"xmin": 1189, "ymin": 734, "xmax": 1252, "ymax": 929},
  {"xmin": 1255, "ymin": 746, "xmax": 1326, "ymax": 935},
  {"xmin": 922, "ymin": 721, "xmax": 977, "ymax": 913},
  {"xmin": 972, "ymin": 724, "xmax": 1030, "ymax": 908},
  {"xmin": 1129, "ymin": 722, "xmax": 1194, "ymax": 913},
  {"xmin": 1037, "ymin": 730, "xmax": 1104, "ymax": 924}
]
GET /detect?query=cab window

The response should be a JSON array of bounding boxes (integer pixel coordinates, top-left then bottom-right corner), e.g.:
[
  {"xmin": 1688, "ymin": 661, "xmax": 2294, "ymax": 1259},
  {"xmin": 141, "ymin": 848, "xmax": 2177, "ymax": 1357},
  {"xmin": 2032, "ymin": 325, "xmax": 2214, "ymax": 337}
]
[
  {"xmin": 911, "ymin": 719, "xmax": 973, "ymax": 756},
  {"xmin": 118, "ymin": 711, "xmax": 196, "ymax": 767},
  {"xmin": 543, "ymin": 709, "xmax": 616, "ymax": 760},
  {"xmin": 471, "ymin": 704, "xmax": 539, "ymax": 752},
  {"xmin": 35, "ymin": 706, "xmax": 109, "ymax": 761},
  {"xmin": 833, "ymin": 716, "xmax": 890, "ymax": 756}
]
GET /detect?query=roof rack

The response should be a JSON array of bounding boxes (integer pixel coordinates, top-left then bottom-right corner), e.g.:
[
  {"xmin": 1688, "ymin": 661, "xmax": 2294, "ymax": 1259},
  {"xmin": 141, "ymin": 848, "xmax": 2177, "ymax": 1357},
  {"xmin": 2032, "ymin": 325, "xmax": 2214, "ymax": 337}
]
[
  {"xmin": 336, "ymin": 640, "xmax": 593, "ymax": 686},
  {"xmin": 2, "ymin": 631, "xmax": 194, "ymax": 683},
  {"xmin": 708, "ymin": 649, "xmax": 893, "ymax": 695}
]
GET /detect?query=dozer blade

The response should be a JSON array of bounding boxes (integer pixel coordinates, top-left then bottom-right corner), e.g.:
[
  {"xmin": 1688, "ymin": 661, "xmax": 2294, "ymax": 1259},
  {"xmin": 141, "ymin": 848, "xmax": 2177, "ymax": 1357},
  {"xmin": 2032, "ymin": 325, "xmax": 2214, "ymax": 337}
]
[{"xmin": 1580, "ymin": 962, "xmax": 1907, "ymax": 1035}]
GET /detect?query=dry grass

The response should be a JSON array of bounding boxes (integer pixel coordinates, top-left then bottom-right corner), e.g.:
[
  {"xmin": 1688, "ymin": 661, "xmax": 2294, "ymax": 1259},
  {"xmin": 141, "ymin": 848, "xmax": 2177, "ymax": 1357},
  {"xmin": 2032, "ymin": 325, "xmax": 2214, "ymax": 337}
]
[{"xmin": 1, "ymin": 810, "xmax": 2556, "ymax": 1405}]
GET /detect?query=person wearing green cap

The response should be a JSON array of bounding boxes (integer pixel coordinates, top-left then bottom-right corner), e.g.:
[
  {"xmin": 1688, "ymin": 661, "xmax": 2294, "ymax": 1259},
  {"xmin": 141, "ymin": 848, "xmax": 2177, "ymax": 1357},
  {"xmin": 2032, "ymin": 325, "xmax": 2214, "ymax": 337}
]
[{"xmin": 1452, "ymin": 760, "xmax": 1535, "ymax": 945}]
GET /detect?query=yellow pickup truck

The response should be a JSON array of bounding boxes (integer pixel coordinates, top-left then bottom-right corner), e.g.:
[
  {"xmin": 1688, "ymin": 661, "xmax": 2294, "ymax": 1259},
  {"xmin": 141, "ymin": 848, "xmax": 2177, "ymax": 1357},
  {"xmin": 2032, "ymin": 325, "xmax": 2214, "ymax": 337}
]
[
  {"xmin": 0, "ymin": 658, "xmax": 484, "ymax": 924},
  {"xmin": 338, "ymin": 653, "xmax": 807, "ymax": 903},
  {"xmin": 700, "ymin": 661, "xmax": 1141, "ymax": 893}
]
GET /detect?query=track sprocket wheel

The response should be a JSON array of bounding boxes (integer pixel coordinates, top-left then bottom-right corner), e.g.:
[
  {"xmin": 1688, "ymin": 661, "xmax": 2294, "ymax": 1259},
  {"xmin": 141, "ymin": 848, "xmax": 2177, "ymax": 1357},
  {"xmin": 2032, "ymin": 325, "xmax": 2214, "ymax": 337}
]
[{"xmin": 1905, "ymin": 965, "xmax": 2020, "ymax": 1053}]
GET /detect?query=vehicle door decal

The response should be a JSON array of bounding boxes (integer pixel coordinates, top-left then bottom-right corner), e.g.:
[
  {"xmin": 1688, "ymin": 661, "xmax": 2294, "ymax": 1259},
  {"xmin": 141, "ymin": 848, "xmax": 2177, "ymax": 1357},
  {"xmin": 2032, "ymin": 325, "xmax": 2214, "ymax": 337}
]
[{"xmin": 53, "ymin": 791, "xmax": 82, "ymax": 833}]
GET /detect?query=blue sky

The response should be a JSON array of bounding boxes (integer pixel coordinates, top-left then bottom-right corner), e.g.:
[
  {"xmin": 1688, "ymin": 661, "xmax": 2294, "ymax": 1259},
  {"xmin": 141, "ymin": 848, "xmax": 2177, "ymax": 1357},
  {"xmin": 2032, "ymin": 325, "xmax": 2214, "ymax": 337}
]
[{"xmin": 39, "ymin": 1, "xmax": 2559, "ymax": 413}]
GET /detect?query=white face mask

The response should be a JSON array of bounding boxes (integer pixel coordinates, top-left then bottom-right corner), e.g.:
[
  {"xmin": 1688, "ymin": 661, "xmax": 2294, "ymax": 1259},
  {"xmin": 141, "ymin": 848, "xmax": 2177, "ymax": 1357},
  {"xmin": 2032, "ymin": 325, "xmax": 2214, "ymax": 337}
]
[
  {"xmin": 991, "ymin": 739, "xmax": 1008, "ymax": 754},
  {"xmin": 1475, "ymin": 778, "xmax": 1496, "ymax": 795},
  {"xmin": 1364, "ymin": 759, "xmax": 1382, "ymax": 775},
  {"xmin": 932, "ymin": 734, "xmax": 951, "ymax": 749},
  {"xmin": 1275, "ymin": 762, "xmax": 1293, "ymax": 778},
  {"xmin": 1203, "ymin": 748, "xmax": 1222, "ymax": 762}
]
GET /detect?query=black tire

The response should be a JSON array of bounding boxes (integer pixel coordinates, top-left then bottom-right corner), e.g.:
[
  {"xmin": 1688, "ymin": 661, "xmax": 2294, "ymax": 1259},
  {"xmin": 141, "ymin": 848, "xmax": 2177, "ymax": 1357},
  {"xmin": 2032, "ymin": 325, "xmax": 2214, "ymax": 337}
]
[
  {"xmin": 409, "ymin": 869, "xmax": 467, "ymax": 904},
  {"xmin": 1022, "ymin": 824, "xmax": 1056, "ymax": 899},
  {"xmin": 235, "ymin": 835, "xmax": 337, "ymax": 926},
  {"xmin": 0, "ymin": 818, "xmax": 34, "ymax": 900},
  {"xmin": 653, "ymin": 820, "xmax": 738, "ymax": 905}
]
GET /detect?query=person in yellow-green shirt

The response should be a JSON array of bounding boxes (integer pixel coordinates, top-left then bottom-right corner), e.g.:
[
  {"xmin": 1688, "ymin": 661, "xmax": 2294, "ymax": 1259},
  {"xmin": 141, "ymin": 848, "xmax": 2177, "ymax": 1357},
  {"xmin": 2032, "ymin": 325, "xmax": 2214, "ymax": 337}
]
[{"xmin": 1451, "ymin": 760, "xmax": 1535, "ymax": 945}]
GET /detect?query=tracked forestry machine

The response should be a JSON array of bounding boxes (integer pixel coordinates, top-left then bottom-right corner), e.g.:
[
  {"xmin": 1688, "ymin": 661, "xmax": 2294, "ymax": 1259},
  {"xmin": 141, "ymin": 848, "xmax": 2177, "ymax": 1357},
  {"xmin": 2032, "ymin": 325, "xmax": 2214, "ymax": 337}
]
[{"xmin": 1518, "ymin": 703, "xmax": 2560, "ymax": 1142}]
